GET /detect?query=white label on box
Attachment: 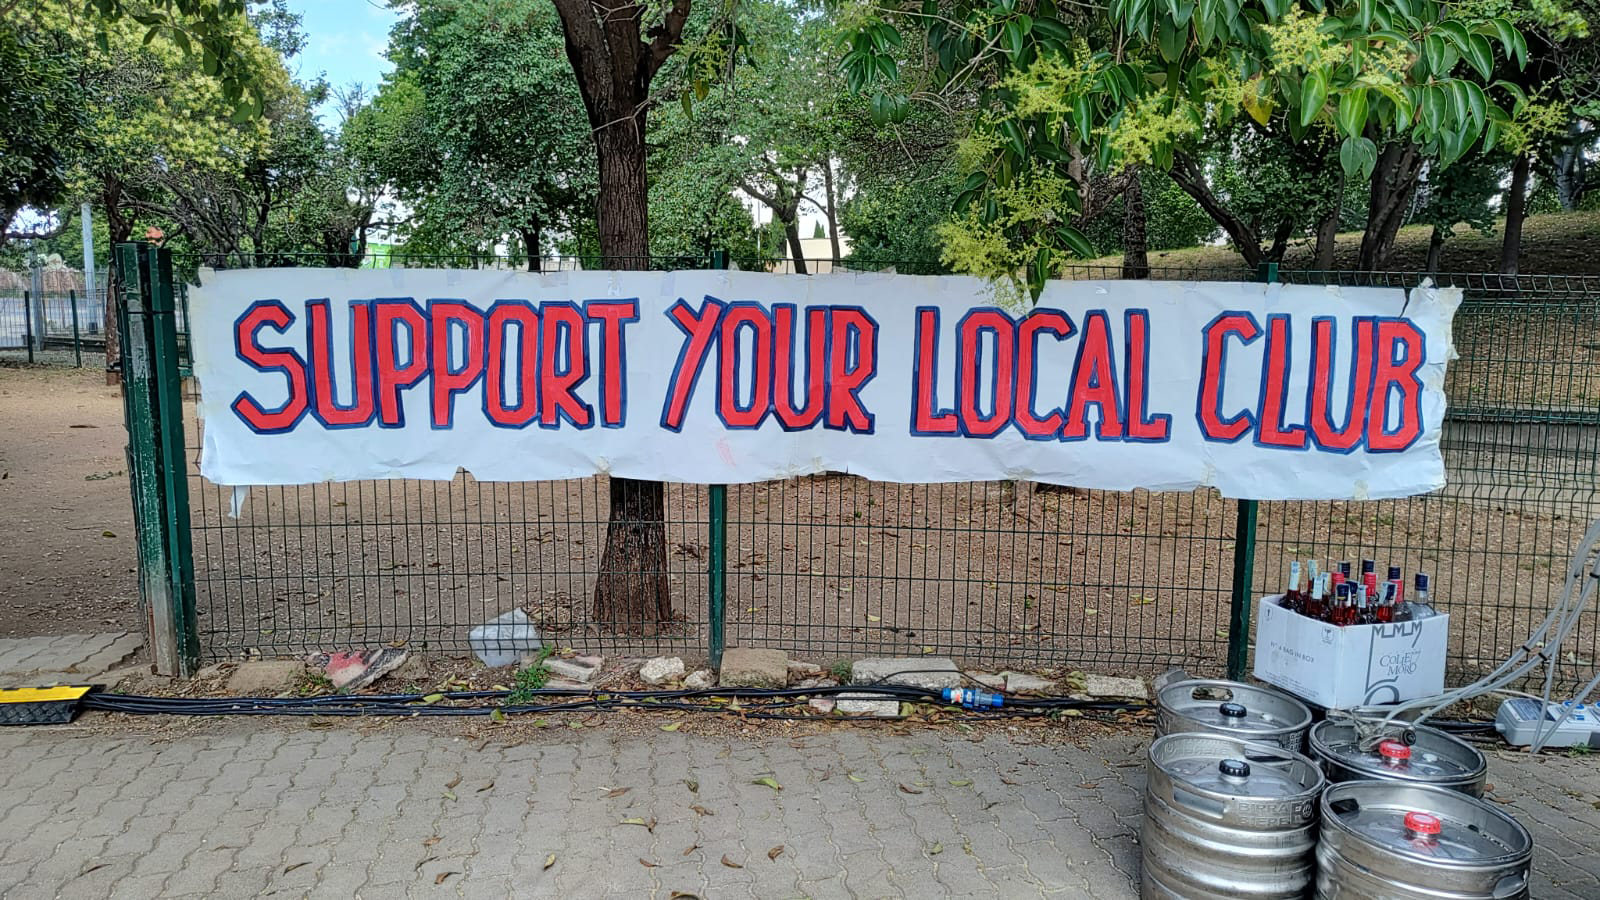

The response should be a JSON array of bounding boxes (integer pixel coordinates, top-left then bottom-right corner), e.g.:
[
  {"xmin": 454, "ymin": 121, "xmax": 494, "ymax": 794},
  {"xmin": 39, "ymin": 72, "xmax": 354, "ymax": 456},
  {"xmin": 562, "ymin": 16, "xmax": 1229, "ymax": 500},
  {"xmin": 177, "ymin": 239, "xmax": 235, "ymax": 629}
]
[{"xmin": 1253, "ymin": 595, "xmax": 1448, "ymax": 709}]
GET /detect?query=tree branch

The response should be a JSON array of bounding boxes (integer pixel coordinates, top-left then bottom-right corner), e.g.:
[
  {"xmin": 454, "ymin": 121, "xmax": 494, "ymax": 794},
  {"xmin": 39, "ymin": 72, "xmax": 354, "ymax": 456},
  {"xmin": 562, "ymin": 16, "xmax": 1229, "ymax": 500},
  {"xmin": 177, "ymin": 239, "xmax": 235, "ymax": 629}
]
[
  {"xmin": 1168, "ymin": 153, "xmax": 1264, "ymax": 269},
  {"xmin": 550, "ymin": 0, "xmax": 613, "ymax": 120},
  {"xmin": 646, "ymin": 0, "xmax": 693, "ymax": 80}
]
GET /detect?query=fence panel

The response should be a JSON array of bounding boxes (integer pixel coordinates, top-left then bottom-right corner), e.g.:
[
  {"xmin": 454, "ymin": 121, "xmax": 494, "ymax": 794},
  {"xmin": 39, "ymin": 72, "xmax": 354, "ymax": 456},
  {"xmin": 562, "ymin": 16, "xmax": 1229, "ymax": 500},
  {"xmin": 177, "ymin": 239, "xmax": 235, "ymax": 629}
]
[
  {"xmin": 1254, "ymin": 271, "xmax": 1600, "ymax": 689},
  {"xmin": 169, "ymin": 255, "xmax": 1600, "ymax": 689}
]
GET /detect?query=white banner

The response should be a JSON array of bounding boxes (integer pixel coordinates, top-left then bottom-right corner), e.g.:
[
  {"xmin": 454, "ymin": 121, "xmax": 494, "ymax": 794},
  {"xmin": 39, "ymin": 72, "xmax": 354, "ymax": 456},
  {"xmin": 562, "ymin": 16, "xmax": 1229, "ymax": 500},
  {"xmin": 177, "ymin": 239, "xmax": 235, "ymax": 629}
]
[{"xmin": 189, "ymin": 268, "xmax": 1458, "ymax": 499}]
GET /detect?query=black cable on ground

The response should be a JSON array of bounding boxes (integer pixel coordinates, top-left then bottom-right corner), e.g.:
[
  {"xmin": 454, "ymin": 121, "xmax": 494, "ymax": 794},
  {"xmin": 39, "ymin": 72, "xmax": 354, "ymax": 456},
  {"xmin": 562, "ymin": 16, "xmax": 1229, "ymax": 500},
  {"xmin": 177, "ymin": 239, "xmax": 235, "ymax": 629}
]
[{"xmin": 81, "ymin": 685, "xmax": 1150, "ymax": 721}]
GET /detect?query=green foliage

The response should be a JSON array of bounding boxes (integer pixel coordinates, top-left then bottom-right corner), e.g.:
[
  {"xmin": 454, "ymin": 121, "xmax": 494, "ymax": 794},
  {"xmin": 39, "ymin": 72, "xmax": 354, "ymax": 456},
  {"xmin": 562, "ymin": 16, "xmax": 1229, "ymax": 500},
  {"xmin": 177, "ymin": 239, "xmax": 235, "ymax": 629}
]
[
  {"xmin": 1413, "ymin": 154, "xmax": 1504, "ymax": 239},
  {"xmin": 1077, "ymin": 171, "xmax": 1219, "ymax": 255},
  {"xmin": 506, "ymin": 647, "xmax": 556, "ymax": 706},
  {"xmin": 0, "ymin": 17, "xmax": 86, "ymax": 245},
  {"xmin": 355, "ymin": 0, "xmax": 596, "ymax": 263},
  {"xmin": 844, "ymin": 0, "xmax": 1532, "ymax": 293}
]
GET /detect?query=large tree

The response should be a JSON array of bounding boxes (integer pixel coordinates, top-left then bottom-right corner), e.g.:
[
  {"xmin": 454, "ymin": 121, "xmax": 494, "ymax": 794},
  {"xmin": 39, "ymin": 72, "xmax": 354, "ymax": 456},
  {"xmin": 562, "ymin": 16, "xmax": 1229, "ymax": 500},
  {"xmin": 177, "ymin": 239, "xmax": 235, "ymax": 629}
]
[
  {"xmin": 845, "ymin": 0, "xmax": 1530, "ymax": 293},
  {"xmin": 546, "ymin": 0, "xmax": 707, "ymax": 630},
  {"xmin": 0, "ymin": 16, "xmax": 86, "ymax": 249},
  {"xmin": 355, "ymin": 0, "xmax": 596, "ymax": 268}
]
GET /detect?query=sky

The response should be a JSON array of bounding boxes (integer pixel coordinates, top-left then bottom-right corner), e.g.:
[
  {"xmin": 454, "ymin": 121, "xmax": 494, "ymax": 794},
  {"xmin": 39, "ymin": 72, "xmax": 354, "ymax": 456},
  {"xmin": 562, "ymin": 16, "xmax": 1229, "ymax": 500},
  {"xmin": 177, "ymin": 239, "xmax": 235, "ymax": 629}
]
[{"xmin": 283, "ymin": 0, "xmax": 402, "ymax": 116}]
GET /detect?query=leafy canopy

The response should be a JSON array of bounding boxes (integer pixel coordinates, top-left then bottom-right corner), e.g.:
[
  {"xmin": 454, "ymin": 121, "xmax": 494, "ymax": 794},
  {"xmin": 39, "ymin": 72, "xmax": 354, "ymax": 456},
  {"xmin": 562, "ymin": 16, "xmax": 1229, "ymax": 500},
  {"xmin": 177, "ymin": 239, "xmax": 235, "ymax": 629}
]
[{"xmin": 841, "ymin": 0, "xmax": 1531, "ymax": 296}]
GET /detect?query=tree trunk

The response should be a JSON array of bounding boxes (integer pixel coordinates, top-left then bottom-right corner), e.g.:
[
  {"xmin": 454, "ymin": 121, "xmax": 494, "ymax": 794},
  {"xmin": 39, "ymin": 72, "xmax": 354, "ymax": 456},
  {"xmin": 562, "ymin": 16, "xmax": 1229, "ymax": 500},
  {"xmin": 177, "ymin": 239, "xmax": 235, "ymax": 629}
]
[
  {"xmin": 1500, "ymin": 152, "xmax": 1531, "ymax": 275},
  {"xmin": 1312, "ymin": 170, "xmax": 1343, "ymax": 270},
  {"xmin": 102, "ymin": 192, "xmax": 133, "ymax": 386},
  {"xmin": 1121, "ymin": 172, "xmax": 1149, "ymax": 279},
  {"xmin": 1357, "ymin": 143, "xmax": 1423, "ymax": 270},
  {"xmin": 783, "ymin": 215, "xmax": 808, "ymax": 275},
  {"xmin": 1551, "ymin": 121, "xmax": 1587, "ymax": 211},
  {"xmin": 1168, "ymin": 155, "xmax": 1265, "ymax": 270},
  {"xmin": 1424, "ymin": 224, "xmax": 1447, "ymax": 273},
  {"xmin": 521, "ymin": 225, "xmax": 542, "ymax": 272},
  {"xmin": 590, "ymin": 114, "xmax": 672, "ymax": 633},
  {"xmin": 823, "ymin": 160, "xmax": 843, "ymax": 264}
]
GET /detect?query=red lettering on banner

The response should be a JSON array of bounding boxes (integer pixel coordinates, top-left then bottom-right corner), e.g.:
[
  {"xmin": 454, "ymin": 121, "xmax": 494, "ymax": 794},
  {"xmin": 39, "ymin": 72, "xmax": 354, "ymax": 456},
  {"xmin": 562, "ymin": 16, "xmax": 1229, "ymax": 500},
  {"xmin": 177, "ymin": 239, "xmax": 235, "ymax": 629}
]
[
  {"xmin": 1309, "ymin": 316, "xmax": 1372, "ymax": 451},
  {"xmin": 428, "ymin": 302, "xmax": 485, "ymax": 428},
  {"xmin": 1368, "ymin": 319, "xmax": 1425, "ymax": 451},
  {"xmin": 586, "ymin": 300, "xmax": 637, "ymax": 428},
  {"xmin": 826, "ymin": 308, "xmax": 877, "ymax": 432},
  {"xmin": 773, "ymin": 305, "xmax": 827, "ymax": 430},
  {"xmin": 484, "ymin": 302, "xmax": 540, "ymax": 428},
  {"xmin": 232, "ymin": 301, "xmax": 310, "ymax": 433},
  {"xmin": 718, "ymin": 304, "xmax": 774, "ymax": 429},
  {"xmin": 958, "ymin": 309, "xmax": 1015, "ymax": 438},
  {"xmin": 1014, "ymin": 310, "xmax": 1072, "ymax": 440},
  {"xmin": 1257, "ymin": 313, "xmax": 1307, "ymax": 449},
  {"xmin": 1123, "ymin": 310, "xmax": 1170, "ymax": 442},
  {"xmin": 306, "ymin": 300, "xmax": 376, "ymax": 427},
  {"xmin": 661, "ymin": 298, "xmax": 725, "ymax": 431},
  {"xmin": 1061, "ymin": 311, "xmax": 1123, "ymax": 440},
  {"xmin": 373, "ymin": 300, "xmax": 429, "ymax": 428},
  {"xmin": 911, "ymin": 308, "xmax": 958, "ymax": 435},
  {"xmin": 1197, "ymin": 312, "xmax": 1260, "ymax": 442},
  {"xmin": 539, "ymin": 303, "xmax": 591, "ymax": 428}
]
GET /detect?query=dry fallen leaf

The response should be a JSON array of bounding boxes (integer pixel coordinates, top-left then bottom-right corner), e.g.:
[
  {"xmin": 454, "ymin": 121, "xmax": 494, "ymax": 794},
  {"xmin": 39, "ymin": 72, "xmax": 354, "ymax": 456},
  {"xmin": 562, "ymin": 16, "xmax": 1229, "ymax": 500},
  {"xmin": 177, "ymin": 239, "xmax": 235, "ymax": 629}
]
[
  {"xmin": 639, "ymin": 858, "xmax": 658, "ymax": 868},
  {"xmin": 768, "ymin": 846, "xmax": 785, "ymax": 860},
  {"xmin": 929, "ymin": 843, "xmax": 944, "ymax": 855},
  {"xmin": 670, "ymin": 892, "xmax": 701, "ymax": 899},
  {"xmin": 898, "ymin": 784, "xmax": 923, "ymax": 795},
  {"xmin": 1000, "ymin": 776, "xmax": 1020, "ymax": 786},
  {"xmin": 422, "ymin": 836, "xmax": 440, "ymax": 847},
  {"xmin": 846, "ymin": 773, "xmax": 865, "ymax": 783},
  {"xmin": 660, "ymin": 722, "xmax": 683, "ymax": 732},
  {"xmin": 282, "ymin": 862, "xmax": 309, "ymax": 874},
  {"xmin": 721, "ymin": 855, "xmax": 743, "ymax": 869},
  {"xmin": 948, "ymin": 779, "xmax": 972, "ymax": 787},
  {"xmin": 477, "ymin": 781, "xmax": 494, "ymax": 793},
  {"xmin": 604, "ymin": 787, "xmax": 631, "ymax": 798},
  {"xmin": 689, "ymin": 804, "xmax": 714, "ymax": 816},
  {"xmin": 445, "ymin": 775, "xmax": 462, "ymax": 790},
  {"xmin": 621, "ymin": 817, "xmax": 648, "ymax": 827},
  {"xmin": 543, "ymin": 854, "xmax": 556, "ymax": 870},
  {"xmin": 682, "ymin": 844, "xmax": 699, "ymax": 857},
  {"xmin": 435, "ymin": 872, "xmax": 458, "ymax": 885},
  {"xmin": 683, "ymin": 779, "xmax": 699, "ymax": 793}
]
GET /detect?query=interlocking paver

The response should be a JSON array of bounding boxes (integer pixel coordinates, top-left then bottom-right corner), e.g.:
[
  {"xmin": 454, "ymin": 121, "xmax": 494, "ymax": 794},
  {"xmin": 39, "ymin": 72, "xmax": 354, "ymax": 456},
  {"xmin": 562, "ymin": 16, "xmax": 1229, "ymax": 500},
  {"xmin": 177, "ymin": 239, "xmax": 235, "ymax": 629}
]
[{"xmin": 0, "ymin": 722, "xmax": 1594, "ymax": 899}]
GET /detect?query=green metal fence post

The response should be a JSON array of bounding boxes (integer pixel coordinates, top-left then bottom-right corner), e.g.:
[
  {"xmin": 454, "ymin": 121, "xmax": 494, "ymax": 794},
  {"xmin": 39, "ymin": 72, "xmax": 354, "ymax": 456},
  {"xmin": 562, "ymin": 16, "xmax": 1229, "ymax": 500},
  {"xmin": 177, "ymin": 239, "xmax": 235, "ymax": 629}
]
[
  {"xmin": 116, "ymin": 242, "xmax": 200, "ymax": 675},
  {"xmin": 1225, "ymin": 261, "xmax": 1277, "ymax": 680},
  {"xmin": 69, "ymin": 289, "xmax": 82, "ymax": 367},
  {"xmin": 708, "ymin": 248, "xmax": 729, "ymax": 669},
  {"xmin": 22, "ymin": 290, "xmax": 33, "ymax": 364}
]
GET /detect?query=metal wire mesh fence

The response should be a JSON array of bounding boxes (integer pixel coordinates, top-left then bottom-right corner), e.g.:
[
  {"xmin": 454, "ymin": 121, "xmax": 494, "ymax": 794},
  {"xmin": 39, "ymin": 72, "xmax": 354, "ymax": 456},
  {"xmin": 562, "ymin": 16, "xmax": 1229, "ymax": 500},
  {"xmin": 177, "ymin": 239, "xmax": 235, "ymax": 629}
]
[{"xmin": 159, "ymin": 252, "xmax": 1599, "ymax": 688}]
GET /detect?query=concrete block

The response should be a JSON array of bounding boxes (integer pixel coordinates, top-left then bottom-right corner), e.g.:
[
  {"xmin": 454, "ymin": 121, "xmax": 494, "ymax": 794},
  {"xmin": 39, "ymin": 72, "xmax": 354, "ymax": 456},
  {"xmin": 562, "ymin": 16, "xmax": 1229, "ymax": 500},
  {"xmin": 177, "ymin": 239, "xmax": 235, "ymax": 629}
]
[
  {"xmin": 970, "ymin": 673, "xmax": 1007, "ymax": 691},
  {"xmin": 639, "ymin": 657, "xmax": 685, "ymax": 685},
  {"xmin": 835, "ymin": 693, "xmax": 901, "ymax": 716},
  {"xmin": 1000, "ymin": 672, "xmax": 1056, "ymax": 693},
  {"xmin": 542, "ymin": 657, "xmax": 600, "ymax": 684},
  {"xmin": 719, "ymin": 648, "xmax": 789, "ymax": 688},
  {"xmin": 226, "ymin": 660, "xmax": 304, "ymax": 695},
  {"xmin": 850, "ymin": 657, "xmax": 960, "ymax": 691},
  {"xmin": 787, "ymin": 661, "xmax": 822, "ymax": 676},
  {"xmin": 1085, "ymin": 673, "xmax": 1148, "ymax": 700}
]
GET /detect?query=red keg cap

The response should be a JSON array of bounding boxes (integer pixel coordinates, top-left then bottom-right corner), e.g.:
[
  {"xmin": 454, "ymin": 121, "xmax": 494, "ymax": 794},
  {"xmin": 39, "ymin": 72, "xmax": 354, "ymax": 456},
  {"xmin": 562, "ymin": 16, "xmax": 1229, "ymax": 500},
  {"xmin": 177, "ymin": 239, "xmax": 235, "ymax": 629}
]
[
  {"xmin": 1378, "ymin": 739, "xmax": 1412, "ymax": 760},
  {"xmin": 1404, "ymin": 811, "xmax": 1442, "ymax": 836}
]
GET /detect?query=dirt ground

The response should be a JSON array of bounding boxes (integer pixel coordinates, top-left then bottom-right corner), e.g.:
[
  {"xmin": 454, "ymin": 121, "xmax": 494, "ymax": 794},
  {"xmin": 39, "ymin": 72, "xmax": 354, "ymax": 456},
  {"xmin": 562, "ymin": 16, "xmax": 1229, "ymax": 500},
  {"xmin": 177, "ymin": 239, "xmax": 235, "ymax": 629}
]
[
  {"xmin": 0, "ymin": 363, "xmax": 139, "ymax": 637},
  {"xmin": 2, "ymin": 362, "xmax": 1596, "ymax": 692}
]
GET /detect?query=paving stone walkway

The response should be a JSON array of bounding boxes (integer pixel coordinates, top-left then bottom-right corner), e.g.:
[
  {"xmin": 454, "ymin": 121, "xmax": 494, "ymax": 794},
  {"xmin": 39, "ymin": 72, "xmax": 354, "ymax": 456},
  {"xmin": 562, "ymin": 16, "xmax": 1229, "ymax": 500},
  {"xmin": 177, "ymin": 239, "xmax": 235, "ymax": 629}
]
[
  {"xmin": 0, "ymin": 720, "xmax": 1596, "ymax": 899},
  {"xmin": 0, "ymin": 633, "xmax": 143, "ymax": 684}
]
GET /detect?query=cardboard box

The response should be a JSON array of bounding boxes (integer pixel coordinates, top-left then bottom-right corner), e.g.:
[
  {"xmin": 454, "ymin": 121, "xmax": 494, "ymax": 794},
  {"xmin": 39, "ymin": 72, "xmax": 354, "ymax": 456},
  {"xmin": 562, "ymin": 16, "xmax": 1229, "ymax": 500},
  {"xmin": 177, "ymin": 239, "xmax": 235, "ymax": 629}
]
[{"xmin": 1253, "ymin": 594, "xmax": 1449, "ymax": 709}]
